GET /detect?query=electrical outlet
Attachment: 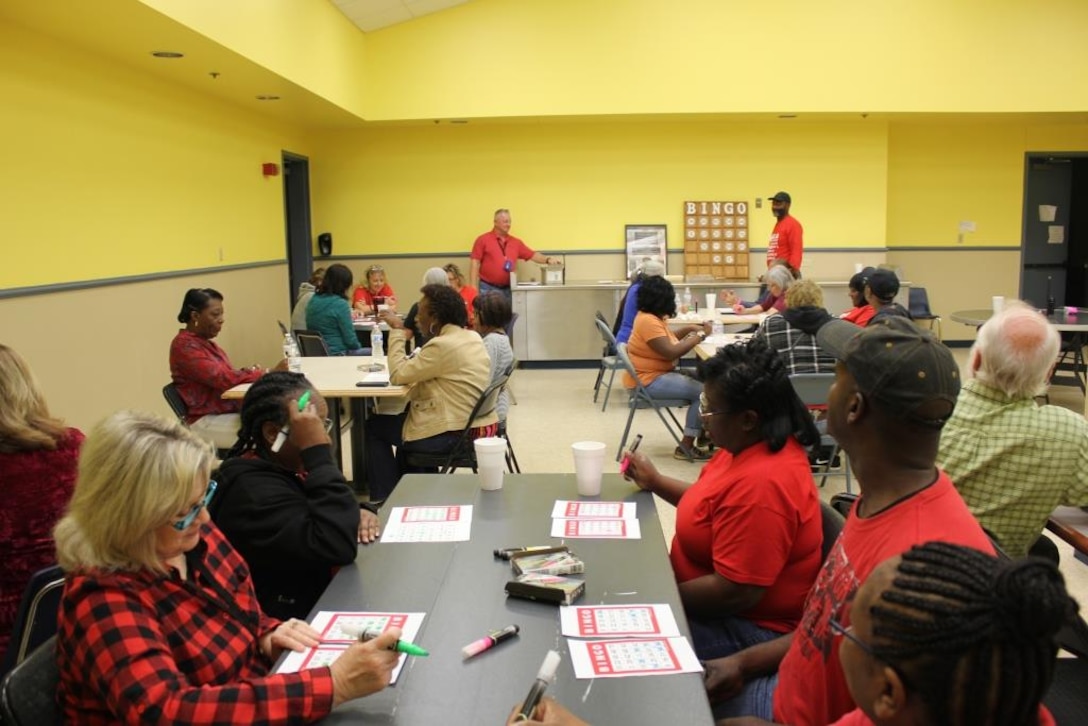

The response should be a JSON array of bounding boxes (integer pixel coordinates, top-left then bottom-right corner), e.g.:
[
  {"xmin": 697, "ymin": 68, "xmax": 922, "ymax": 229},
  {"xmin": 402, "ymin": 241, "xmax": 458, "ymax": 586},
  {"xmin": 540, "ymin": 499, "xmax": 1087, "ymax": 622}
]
[{"xmin": 755, "ymin": 198, "xmax": 762, "ymax": 209}]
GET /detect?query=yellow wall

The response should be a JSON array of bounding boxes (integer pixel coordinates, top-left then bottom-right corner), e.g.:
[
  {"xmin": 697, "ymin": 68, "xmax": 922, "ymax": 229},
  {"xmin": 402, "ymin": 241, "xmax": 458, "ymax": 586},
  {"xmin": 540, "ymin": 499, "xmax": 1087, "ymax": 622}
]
[
  {"xmin": 311, "ymin": 119, "xmax": 889, "ymax": 255},
  {"xmin": 364, "ymin": 0, "xmax": 1088, "ymax": 121},
  {"xmin": 0, "ymin": 20, "xmax": 310, "ymax": 289},
  {"xmin": 887, "ymin": 121, "xmax": 1088, "ymax": 247},
  {"xmin": 139, "ymin": 0, "xmax": 370, "ymax": 119}
]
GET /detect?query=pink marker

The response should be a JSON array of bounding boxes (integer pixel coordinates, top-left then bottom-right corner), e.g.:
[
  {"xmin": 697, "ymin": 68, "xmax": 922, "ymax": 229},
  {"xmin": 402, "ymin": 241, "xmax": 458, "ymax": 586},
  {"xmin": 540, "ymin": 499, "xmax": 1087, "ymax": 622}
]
[
  {"xmin": 461, "ymin": 624, "xmax": 520, "ymax": 659},
  {"xmin": 619, "ymin": 434, "xmax": 643, "ymax": 477}
]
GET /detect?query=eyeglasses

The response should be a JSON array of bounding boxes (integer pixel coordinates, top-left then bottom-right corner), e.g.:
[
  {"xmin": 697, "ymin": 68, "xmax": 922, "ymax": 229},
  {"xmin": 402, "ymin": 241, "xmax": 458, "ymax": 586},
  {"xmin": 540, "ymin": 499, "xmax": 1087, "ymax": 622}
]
[
  {"xmin": 698, "ymin": 392, "xmax": 730, "ymax": 420},
  {"xmin": 828, "ymin": 617, "xmax": 875, "ymax": 658},
  {"xmin": 323, "ymin": 418, "xmax": 335, "ymax": 435},
  {"xmin": 172, "ymin": 480, "xmax": 218, "ymax": 531}
]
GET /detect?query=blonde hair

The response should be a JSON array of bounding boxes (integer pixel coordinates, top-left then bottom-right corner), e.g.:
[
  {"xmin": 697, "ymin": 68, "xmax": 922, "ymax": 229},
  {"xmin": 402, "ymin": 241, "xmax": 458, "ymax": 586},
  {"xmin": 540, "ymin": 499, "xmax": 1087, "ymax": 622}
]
[
  {"xmin": 54, "ymin": 411, "xmax": 215, "ymax": 574},
  {"xmin": 0, "ymin": 344, "xmax": 68, "ymax": 453},
  {"xmin": 785, "ymin": 279, "xmax": 824, "ymax": 309}
]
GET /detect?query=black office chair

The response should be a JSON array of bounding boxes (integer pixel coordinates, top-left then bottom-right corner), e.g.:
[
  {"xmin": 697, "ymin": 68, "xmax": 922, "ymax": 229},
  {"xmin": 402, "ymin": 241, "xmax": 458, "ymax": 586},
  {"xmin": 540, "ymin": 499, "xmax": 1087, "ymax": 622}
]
[
  {"xmin": 162, "ymin": 383, "xmax": 189, "ymax": 424},
  {"xmin": 829, "ymin": 492, "xmax": 857, "ymax": 519},
  {"xmin": 0, "ymin": 566, "xmax": 64, "ymax": 680},
  {"xmin": 404, "ymin": 374, "xmax": 509, "ymax": 474},
  {"xmin": 907, "ymin": 287, "xmax": 942, "ymax": 340},
  {"xmin": 294, "ymin": 330, "xmax": 330, "ymax": 357},
  {"xmin": 0, "ymin": 635, "xmax": 59, "ymax": 726}
]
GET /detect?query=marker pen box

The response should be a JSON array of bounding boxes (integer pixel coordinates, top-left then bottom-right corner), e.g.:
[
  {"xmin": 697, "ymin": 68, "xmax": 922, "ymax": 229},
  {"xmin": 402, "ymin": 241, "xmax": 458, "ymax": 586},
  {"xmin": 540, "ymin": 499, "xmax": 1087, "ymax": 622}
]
[
  {"xmin": 505, "ymin": 573, "xmax": 585, "ymax": 605},
  {"xmin": 511, "ymin": 550, "xmax": 585, "ymax": 577}
]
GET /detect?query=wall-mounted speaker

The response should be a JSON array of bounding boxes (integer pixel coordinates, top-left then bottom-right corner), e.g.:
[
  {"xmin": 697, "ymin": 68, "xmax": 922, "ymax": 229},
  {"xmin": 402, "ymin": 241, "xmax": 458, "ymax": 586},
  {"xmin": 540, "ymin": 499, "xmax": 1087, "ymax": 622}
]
[{"xmin": 318, "ymin": 232, "xmax": 332, "ymax": 257}]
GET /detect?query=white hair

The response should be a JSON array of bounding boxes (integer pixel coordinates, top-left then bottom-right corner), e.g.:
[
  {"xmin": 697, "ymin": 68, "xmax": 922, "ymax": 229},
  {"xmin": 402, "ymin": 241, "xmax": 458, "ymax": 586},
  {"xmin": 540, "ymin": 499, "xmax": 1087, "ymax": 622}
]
[
  {"xmin": 766, "ymin": 264, "xmax": 794, "ymax": 292},
  {"xmin": 421, "ymin": 267, "xmax": 449, "ymax": 286},
  {"xmin": 972, "ymin": 300, "xmax": 1060, "ymax": 399}
]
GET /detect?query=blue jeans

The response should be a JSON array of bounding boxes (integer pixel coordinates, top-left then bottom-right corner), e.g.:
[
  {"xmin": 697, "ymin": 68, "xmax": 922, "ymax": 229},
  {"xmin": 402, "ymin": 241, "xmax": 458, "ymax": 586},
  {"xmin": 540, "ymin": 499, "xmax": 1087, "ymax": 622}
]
[
  {"xmin": 693, "ymin": 615, "xmax": 782, "ymax": 720},
  {"xmin": 713, "ymin": 671, "xmax": 778, "ymax": 721},
  {"xmin": 479, "ymin": 280, "xmax": 512, "ymax": 303},
  {"xmin": 644, "ymin": 371, "xmax": 702, "ymax": 437}
]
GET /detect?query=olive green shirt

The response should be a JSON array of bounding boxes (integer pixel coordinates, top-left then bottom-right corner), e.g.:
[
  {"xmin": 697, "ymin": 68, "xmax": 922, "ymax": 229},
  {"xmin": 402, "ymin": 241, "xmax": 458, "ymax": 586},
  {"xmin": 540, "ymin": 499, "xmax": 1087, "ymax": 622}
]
[{"xmin": 937, "ymin": 378, "xmax": 1088, "ymax": 557}]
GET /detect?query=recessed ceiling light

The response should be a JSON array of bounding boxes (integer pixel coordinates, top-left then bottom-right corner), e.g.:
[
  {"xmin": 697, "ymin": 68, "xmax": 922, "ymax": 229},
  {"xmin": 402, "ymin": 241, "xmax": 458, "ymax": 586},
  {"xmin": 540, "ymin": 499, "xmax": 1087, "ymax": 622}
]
[
  {"xmin": 151, "ymin": 51, "xmax": 184, "ymax": 59},
  {"xmin": 256, "ymin": 95, "xmax": 281, "ymax": 101}
]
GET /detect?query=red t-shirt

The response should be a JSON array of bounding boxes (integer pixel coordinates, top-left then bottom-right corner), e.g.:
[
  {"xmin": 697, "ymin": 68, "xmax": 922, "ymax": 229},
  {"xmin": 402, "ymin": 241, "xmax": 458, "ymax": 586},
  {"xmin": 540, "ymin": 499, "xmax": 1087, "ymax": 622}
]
[
  {"xmin": 840, "ymin": 305, "xmax": 876, "ymax": 327},
  {"xmin": 773, "ymin": 471, "xmax": 994, "ymax": 726},
  {"xmin": 458, "ymin": 285, "xmax": 479, "ymax": 326},
  {"xmin": 830, "ymin": 706, "xmax": 1055, "ymax": 726},
  {"xmin": 766, "ymin": 215, "xmax": 803, "ymax": 271},
  {"xmin": 670, "ymin": 440, "xmax": 823, "ymax": 633},
  {"xmin": 470, "ymin": 231, "xmax": 536, "ymax": 287},
  {"xmin": 352, "ymin": 283, "xmax": 395, "ymax": 309}
]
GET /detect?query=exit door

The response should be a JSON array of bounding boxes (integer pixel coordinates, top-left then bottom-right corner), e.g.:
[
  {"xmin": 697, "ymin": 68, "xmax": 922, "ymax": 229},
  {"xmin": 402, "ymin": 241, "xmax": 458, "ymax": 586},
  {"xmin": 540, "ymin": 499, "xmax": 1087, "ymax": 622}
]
[{"xmin": 1021, "ymin": 157, "xmax": 1072, "ymax": 308}]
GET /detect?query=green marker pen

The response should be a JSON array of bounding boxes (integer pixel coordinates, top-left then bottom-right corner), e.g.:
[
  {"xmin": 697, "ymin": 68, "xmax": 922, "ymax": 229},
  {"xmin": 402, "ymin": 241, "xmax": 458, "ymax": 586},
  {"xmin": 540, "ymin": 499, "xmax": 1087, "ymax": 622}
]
[
  {"xmin": 361, "ymin": 627, "xmax": 430, "ymax": 657},
  {"xmin": 271, "ymin": 390, "xmax": 314, "ymax": 453}
]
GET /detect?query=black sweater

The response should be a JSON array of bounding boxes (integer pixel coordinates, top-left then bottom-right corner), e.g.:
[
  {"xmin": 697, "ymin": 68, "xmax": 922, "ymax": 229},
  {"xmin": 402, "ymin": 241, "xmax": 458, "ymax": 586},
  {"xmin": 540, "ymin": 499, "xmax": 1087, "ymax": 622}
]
[{"xmin": 210, "ymin": 444, "xmax": 361, "ymax": 620}]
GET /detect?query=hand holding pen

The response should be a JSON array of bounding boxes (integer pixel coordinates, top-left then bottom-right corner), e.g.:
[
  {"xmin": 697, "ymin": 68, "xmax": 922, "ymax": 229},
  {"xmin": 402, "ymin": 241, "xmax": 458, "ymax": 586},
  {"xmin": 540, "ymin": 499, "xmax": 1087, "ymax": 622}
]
[
  {"xmin": 271, "ymin": 391, "xmax": 327, "ymax": 453},
  {"xmin": 328, "ymin": 627, "xmax": 403, "ymax": 707},
  {"xmin": 506, "ymin": 697, "xmax": 590, "ymax": 726}
]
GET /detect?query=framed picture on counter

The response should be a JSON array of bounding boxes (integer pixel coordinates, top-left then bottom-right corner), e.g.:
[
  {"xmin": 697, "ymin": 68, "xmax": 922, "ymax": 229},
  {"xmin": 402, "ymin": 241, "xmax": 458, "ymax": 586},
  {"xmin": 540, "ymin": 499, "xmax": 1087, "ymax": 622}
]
[{"xmin": 625, "ymin": 224, "xmax": 668, "ymax": 278}]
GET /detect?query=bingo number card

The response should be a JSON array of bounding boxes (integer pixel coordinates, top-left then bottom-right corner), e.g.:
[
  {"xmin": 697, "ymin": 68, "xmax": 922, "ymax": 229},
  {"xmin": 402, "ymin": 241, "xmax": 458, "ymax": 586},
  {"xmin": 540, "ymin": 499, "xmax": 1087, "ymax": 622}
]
[
  {"xmin": 560, "ymin": 604, "xmax": 681, "ymax": 639},
  {"xmin": 683, "ymin": 200, "xmax": 750, "ymax": 280},
  {"xmin": 551, "ymin": 518, "xmax": 642, "ymax": 539},
  {"xmin": 381, "ymin": 505, "xmax": 473, "ymax": 542},
  {"xmin": 275, "ymin": 610, "xmax": 426, "ymax": 683},
  {"xmin": 551, "ymin": 500, "xmax": 636, "ymax": 520},
  {"xmin": 568, "ymin": 637, "xmax": 702, "ymax": 679}
]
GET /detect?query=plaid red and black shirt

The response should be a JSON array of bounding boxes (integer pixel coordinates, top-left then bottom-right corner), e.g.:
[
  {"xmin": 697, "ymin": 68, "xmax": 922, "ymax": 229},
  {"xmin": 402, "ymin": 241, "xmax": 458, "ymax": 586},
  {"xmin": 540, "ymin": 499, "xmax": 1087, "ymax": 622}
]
[
  {"xmin": 169, "ymin": 330, "xmax": 261, "ymax": 422},
  {"xmin": 57, "ymin": 523, "xmax": 335, "ymax": 725}
]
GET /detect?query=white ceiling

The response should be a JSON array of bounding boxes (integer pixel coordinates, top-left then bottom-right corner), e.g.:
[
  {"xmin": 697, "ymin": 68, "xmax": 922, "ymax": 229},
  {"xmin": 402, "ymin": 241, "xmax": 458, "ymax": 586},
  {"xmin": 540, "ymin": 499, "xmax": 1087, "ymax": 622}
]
[{"xmin": 331, "ymin": 0, "xmax": 472, "ymax": 32}]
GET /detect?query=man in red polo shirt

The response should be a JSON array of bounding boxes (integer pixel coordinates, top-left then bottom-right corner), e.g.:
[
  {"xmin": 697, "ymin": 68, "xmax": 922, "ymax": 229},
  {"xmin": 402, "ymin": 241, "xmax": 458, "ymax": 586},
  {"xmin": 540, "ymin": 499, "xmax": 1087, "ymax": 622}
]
[
  {"xmin": 766, "ymin": 191, "xmax": 803, "ymax": 275},
  {"xmin": 469, "ymin": 208, "xmax": 557, "ymax": 300}
]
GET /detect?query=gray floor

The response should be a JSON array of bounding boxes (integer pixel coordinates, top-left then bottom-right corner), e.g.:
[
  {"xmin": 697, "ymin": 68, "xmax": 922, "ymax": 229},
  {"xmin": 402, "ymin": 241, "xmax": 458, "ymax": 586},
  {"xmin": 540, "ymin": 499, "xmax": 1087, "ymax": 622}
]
[{"xmin": 347, "ymin": 349, "xmax": 1088, "ymax": 622}]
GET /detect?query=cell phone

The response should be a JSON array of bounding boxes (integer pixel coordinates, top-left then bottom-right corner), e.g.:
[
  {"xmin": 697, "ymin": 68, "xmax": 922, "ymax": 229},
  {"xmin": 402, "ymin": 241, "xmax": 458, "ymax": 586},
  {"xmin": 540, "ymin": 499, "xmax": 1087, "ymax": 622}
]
[{"xmin": 356, "ymin": 381, "xmax": 390, "ymax": 387}]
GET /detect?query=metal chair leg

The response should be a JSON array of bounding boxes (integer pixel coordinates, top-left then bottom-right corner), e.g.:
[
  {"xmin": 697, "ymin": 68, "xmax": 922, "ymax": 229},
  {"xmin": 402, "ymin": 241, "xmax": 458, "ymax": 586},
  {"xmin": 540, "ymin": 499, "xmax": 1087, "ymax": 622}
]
[{"xmin": 601, "ymin": 368, "xmax": 618, "ymax": 412}]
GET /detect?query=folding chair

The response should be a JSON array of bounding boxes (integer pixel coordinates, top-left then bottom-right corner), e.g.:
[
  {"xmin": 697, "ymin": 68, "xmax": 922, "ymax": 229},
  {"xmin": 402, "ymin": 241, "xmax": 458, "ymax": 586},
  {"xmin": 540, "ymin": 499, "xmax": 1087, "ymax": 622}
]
[
  {"xmin": 907, "ymin": 287, "xmax": 942, "ymax": 340},
  {"xmin": 404, "ymin": 374, "xmax": 509, "ymax": 474},
  {"xmin": 789, "ymin": 373, "xmax": 852, "ymax": 493},
  {"xmin": 0, "ymin": 566, "xmax": 64, "ymax": 680},
  {"xmin": 1050, "ymin": 332, "xmax": 1087, "ymax": 393},
  {"xmin": 294, "ymin": 330, "xmax": 330, "ymax": 357},
  {"xmin": 0, "ymin": 636, "xmax": 59, "ymax": 726},
  {"xmin": 593, "ymin": 314, "xmax": 625, "ymax": 411},
  {"xmin": 163, "ymin": 384, "xmax": 233, "ymax": 459},
  {"xmin": 613, "ymin": 343, "xmax": 689, "ymax": 461}
]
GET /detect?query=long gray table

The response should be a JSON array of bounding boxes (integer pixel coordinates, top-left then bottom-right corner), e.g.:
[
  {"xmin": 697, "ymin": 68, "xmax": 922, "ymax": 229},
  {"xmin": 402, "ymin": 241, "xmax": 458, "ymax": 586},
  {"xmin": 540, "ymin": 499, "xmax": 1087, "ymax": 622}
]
[{"xmin": 310, "ymin": 473, "xmax": 714, "ymax": 724}]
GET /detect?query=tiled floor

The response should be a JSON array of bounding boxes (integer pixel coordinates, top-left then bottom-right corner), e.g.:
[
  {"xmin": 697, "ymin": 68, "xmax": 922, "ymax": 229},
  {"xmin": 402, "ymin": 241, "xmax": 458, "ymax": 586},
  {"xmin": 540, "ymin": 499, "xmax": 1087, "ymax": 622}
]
[{"xmin": 351, "ymin": 350, "xmax": 1088, "ymax": 619}]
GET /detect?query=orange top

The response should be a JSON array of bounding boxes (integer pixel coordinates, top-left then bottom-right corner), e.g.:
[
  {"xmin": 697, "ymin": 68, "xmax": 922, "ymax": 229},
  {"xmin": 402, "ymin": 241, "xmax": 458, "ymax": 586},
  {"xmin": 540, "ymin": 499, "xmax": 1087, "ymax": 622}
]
[{"xmin": 624, "ymin": 312, "xmax": 678, "ymax": 388}]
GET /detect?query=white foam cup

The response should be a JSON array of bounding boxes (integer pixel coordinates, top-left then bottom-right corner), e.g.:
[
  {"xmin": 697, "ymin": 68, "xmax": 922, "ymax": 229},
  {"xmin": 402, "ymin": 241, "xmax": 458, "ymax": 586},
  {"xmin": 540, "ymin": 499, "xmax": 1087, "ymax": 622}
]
[
  {"xmin": 704, "ymin": 293, "xmax": 717, "ymax": 312},
  {"xmin": 992, "ymin": 296, "xmax": 1005, "ymax": 314},
  {"xmin": 474, "ymin": 437, "xmax": 507, "ymax": 491},
  {"xmin": 571, "ymin": 441, "xmax": 607, "ymax": 496}
]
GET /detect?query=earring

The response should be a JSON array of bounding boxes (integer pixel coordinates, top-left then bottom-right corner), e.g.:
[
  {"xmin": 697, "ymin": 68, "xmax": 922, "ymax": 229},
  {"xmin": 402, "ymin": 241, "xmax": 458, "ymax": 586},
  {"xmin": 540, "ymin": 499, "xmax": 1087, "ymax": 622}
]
[{"xmin": 429, "ymin": 323, "xmax": 437, "ymax": 335}]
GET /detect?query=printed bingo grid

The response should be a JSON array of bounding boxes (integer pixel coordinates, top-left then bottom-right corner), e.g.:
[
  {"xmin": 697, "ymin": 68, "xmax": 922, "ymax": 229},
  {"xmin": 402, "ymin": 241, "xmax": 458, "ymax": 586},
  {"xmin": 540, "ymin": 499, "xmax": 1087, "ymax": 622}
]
[
  {"xmin": 560, "ymin": 604, "xmax": 681, "ymax": 639},
  {"xmin": 568, "ymin": 637, "xmax": 702, "ymax": 679},
  {"xmin": 381, "ymin": 505, "xmax": 473, "ymax": 542},
  {"xmin": 550, "ymin": 517, "xmax": 641, "ymax": 539},
  {"xmin": 275, "ymin": 610, "xmax": 426, "ymax": 683},
  {"xmin": 551, "ymin": 500, "xmax": 636, "ymax": 520}
]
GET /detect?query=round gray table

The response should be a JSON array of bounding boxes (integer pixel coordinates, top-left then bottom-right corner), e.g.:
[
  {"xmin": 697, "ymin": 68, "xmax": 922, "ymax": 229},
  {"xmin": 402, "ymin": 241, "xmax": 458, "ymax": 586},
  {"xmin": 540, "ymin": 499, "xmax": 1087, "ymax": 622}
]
[{"xmin": 951, "ymin": 308, "xmax": 1088, "ymax": 332}]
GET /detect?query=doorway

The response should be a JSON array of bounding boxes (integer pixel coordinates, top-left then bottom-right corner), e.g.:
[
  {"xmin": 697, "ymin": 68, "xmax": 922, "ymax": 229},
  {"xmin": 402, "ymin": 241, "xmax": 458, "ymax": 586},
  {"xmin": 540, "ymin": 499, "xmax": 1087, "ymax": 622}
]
[
  {"xmin": 282, "ymin": 152, "xmax": 313, "ymax": 308},
  {"xmin": 1020, "ymin": 153, "xmax": 1088, "ymax": 308}
]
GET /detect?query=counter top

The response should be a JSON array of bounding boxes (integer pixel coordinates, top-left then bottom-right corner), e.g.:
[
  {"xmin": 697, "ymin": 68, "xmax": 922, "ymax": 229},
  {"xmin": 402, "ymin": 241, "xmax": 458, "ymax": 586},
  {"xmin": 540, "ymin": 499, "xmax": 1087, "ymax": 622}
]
[{"xmin": 513, "ymin": 279, "xmax": 856, "ymax": 291}]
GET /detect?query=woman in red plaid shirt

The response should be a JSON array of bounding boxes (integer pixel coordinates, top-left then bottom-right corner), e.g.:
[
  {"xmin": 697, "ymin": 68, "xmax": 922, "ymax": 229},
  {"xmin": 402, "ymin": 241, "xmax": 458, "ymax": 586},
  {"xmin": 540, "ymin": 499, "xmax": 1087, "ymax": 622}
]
[{"xmin": 53, "ymin": 411, "xmax": 400, "ymax": 724}]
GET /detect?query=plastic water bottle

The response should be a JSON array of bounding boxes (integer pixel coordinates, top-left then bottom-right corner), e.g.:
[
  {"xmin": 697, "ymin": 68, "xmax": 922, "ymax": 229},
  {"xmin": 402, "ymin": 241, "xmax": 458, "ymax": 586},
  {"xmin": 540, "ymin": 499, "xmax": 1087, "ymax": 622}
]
[
  {"xmin": 683, "ymin": 286, "xmax": 692, "ymax": 314},
  {"xmin": 282, "ymin": 333, "xmax": 302, "ymax": 372},
  {"xmin": 371, "ymin": 325, "xmax": 385, "ymax": 359}
]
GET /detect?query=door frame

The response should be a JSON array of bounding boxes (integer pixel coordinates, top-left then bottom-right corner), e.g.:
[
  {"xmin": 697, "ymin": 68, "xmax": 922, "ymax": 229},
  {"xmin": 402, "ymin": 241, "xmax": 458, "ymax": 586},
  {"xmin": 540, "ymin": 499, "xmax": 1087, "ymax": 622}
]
[{"xmin": 282, "ymin": 151, "xmax": 313, "ymax": 310}]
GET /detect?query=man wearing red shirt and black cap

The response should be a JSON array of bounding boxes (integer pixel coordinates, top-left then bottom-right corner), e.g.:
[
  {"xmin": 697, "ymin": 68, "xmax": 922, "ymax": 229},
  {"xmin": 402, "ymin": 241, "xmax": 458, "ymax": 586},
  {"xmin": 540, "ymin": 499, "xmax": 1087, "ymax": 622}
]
[{"xmin": 766, "ymin": 191, "xmax": 803, "ymax": 275}]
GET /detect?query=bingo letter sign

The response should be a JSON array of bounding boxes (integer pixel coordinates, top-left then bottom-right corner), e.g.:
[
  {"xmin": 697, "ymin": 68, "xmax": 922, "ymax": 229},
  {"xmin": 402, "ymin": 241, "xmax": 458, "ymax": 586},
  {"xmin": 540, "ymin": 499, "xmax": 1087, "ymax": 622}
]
[{"xmin": 683, "ymin": 201, "xmax": 750, "ymax": 280}]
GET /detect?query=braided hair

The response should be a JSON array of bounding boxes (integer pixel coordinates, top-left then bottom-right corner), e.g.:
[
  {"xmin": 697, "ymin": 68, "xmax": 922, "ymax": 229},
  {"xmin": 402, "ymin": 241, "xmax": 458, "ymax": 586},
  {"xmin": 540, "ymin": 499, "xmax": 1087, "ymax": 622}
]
[
  {"xmin": 225, "ymin": 371, "xmax": 312, "ymax": 459},
  {"xmin": 701, "ymin": 337, "xmax": 820, "ymax": 451},
  {"xmin": 868, "ymin": 541, "xmax": 1077, "ymax": 726}
]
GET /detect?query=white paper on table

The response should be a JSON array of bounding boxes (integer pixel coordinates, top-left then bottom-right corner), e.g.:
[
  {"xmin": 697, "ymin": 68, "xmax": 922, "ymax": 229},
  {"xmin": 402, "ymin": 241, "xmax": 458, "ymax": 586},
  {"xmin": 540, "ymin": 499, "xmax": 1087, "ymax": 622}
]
[
  {"xmin": 551, "ymin": 518, "xmax": 641, "ymax": 539},
  {"xmin": 560, "ymin": 604, "xmax": 681, "ymax": 639},
  {"xmin": 551, "ymin": 500, "xmax": 637, "ymax": 520},
  {"xmin": 381, "ymin": 505, "xmax": 473, "ymax": 542},
  {"xmin": 275, "ymin": 610, "xmax": 426, "ymax": 683},
  {"xmin": 568, "ymin": 637, "xmax": 702, "ymax": 678},
  {"xmin": 359, "ymin": 371, "xmax": 390, "ymax": 384}
]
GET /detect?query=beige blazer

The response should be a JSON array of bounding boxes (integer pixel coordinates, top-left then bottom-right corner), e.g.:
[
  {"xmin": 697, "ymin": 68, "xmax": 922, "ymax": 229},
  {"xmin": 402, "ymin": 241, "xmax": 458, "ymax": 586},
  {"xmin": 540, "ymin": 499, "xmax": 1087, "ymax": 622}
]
[{"xmin": 389, "ymin": 325, "xmax": 497, "ymax": 442}]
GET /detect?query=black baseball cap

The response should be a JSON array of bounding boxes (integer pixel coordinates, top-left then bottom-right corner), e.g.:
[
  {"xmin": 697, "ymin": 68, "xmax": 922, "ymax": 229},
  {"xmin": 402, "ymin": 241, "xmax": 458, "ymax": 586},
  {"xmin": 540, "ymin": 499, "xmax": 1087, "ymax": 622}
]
[
  {"xmin": 817, "ymin": 317, "xmax": 960, "ymax": 428},
  {"xmin": 769, "ymin": 191, "xmax": 791, "ymax": 203},
  {"xmin": 866, "ymin": 269, "xmax": 900, "ymax": 303}
]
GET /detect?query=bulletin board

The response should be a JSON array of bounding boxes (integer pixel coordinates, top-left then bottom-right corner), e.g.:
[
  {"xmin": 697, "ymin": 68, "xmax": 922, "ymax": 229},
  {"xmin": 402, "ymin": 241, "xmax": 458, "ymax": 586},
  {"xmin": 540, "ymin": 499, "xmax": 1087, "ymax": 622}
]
[{"xmin": 682, "ymin": 201, "xmax": 750, "ymax": 280}]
